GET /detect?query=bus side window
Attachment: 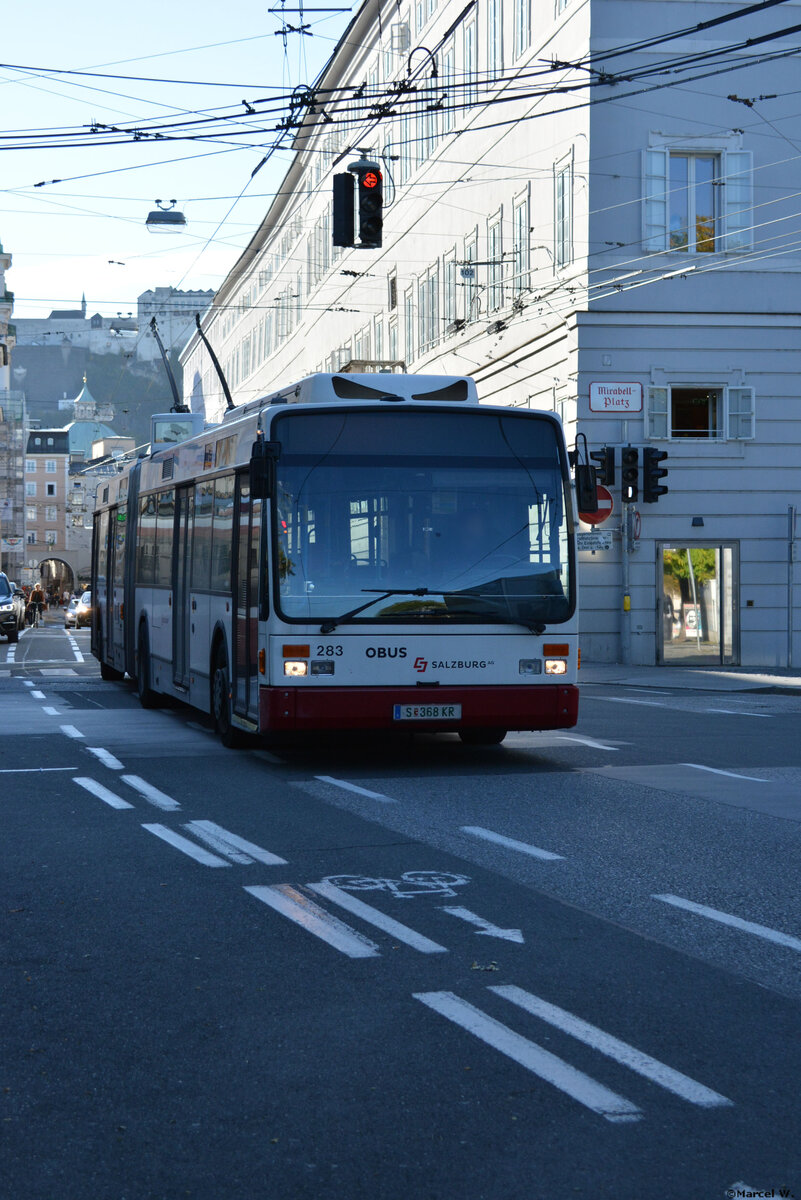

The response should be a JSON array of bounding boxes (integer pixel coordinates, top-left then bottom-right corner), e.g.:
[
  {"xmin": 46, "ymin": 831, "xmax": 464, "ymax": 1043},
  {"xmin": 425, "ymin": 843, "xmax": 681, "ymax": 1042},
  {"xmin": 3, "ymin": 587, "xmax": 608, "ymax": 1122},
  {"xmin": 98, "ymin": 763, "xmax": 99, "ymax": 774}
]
[
  {"xmin": 211, "ymin": 475, "xmax": 234, "ymax": 592},
  {"xmin": 137, "ymin": 496, "xmax": 156, "ymax": 586},
  {"xmin": 155, "ymin": 490, "xmax": 175, "ymax": 587},
  {"xmin": 191, "ymin": 481, "xmax": 213, "ymax": 591}
]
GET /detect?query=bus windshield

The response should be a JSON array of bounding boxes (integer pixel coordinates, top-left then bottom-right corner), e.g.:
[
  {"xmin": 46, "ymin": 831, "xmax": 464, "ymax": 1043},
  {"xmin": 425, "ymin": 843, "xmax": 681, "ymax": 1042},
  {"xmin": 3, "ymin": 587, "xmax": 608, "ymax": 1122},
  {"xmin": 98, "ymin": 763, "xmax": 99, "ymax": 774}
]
[{"xmin": 273, "ymin": 407, "xmax": 573, "ymax": 627}]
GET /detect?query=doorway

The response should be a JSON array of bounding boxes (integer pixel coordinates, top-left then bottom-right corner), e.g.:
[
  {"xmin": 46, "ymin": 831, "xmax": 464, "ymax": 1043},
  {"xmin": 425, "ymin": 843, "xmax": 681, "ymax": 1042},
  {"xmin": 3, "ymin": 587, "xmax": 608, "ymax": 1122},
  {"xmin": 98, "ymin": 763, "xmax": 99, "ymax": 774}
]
[{"xmin": 657, "ymin": 542, "xmax": 739, "ymax": 665}]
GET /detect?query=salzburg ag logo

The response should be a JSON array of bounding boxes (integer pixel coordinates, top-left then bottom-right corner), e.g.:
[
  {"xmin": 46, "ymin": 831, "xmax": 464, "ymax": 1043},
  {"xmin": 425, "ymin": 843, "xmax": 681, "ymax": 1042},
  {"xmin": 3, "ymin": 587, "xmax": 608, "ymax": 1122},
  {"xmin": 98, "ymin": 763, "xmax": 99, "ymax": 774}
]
[{"xmin": 413, "ymin": 656, "xmax": 428, "ymax": 672}]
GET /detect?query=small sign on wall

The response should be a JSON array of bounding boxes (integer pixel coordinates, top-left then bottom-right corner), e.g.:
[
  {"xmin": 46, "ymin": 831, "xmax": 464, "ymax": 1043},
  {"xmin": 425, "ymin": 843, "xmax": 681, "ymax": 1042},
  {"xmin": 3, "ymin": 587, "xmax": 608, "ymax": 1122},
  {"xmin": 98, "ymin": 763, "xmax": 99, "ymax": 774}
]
[{"xmin": 589, "ymin": 382, "xmax": 643, "ymax": 413}]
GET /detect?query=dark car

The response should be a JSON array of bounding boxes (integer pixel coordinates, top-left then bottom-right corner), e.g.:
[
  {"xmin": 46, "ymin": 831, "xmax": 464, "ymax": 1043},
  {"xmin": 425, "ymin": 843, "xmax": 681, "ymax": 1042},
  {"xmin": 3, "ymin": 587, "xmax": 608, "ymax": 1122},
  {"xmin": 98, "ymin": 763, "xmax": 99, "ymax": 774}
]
[{"xmin": 0, "ymin": 572, "xmax": 20, "ymax": 643}]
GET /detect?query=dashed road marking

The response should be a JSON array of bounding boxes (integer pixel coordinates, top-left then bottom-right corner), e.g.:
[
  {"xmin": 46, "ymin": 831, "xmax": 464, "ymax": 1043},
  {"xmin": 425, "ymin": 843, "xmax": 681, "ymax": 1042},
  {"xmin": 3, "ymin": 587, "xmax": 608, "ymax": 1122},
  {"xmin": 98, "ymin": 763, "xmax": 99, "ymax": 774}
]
[
  {"xmin": 491, "ymin": 985, "xmax": 732, "ymax": 1108},
  {"xmin": 73, "ymin": 776, "xmax": 134, "ymax": 810},
  {"xmin": 308, "ymin": 879, "xmax": 447, "ymax": 954},
  {"xmin": 245, "ymin": 884, "xmax": 381, "ymax": 958},
  {"xmin": 680, "ymin": 763, "xmax": 769, "ymax": 782},
  {"xmin": 143, "ymin": 823, "xmax": 231, "ymax": 867},
  {"xmin": 315, "ymin": 775, "xmax": 396, "ymax": 802},
  {"xmin": 653, "ymin": 893, "xmax": 801, "ymax": 953},
  {"xmin": 413, "ymin": 991, "xmax": 642, "ymax": 1123},
  {"xmin": 183, "ymin": 820, "xmax": 287, "ymax": 866},
  {"xmin": 121, "ymin": 774, "xmax": 181, "ymax": 811},
  {"xmin": 461, "ymin": 825, "xmax": 565, "ymax": 862},
  {"xmin": 60, "ymin": 725, "xmax": 85, "ymax": 739},
  {"xmin": 86, "ymin": 747, "xmax": 124, "ymax": 770}
]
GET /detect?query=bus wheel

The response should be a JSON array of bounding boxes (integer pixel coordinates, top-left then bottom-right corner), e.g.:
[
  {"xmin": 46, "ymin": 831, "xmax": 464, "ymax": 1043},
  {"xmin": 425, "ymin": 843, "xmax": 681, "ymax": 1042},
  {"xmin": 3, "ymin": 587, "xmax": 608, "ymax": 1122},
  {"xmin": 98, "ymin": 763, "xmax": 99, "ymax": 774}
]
[
  {"xmin": 136, "ymin": 626, "xmax": 160, "ymax": 709},
  {"xmin": 211, "ymin": 645, "xmax": 247, "ymax": 749},
  {"xmin": 458, "ymin": 727, "xmax": 507, "ymax": 746}
]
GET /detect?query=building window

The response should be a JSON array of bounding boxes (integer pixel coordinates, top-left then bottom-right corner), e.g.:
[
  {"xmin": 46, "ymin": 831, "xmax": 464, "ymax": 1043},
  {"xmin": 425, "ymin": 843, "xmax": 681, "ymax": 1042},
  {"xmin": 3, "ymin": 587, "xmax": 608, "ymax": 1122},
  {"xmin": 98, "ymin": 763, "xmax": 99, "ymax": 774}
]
[
  {"xmin": 25, "ymin": 459, "xmax": 36, "ymax": 473},
  {"xmin": 26, "ymin": 482, "xmax": 36, "ymax": 497},
  {"xmin": 46, "ymin": 505, "xmax": 57, "ymax": 521},
  {"xmin": 463, "ymin": 232, "xmax": 478, "ymax": 321},
  {"xmin": 27, "ymin": 532, "xmax": 36, "ymax": 545},
  {"xmin": 388, "ymin": 271, "xmax": 398, "ymax": 310},
  {"xmin": 404, "ymin": 286, "xmax": 416, "ymax": 364},
  {"xmin": 487, "ymin": 0, "xmax": 504, "ymax": 76},
  {"xmin": 555, "ymin": 157, "xmax": 573, "ymax": 268},
  {"xmin": 389, "ymin": 319, "xmax": 398, "ymax": 362},
  {"xmin": 464, "ymin": 19, "xmax": 477, "ymax": 108},
  {"xmin": 46, "ymin": 483, "xmax": 56, "ymax": 498},
  {"xmin": 45, "ymin": 530, "xmax": 57, "ymax": 546},
  {"xmin": 513, "ymin": 191, "xmax": 530, "ymax": 294},
  {"xmin": 644, "ymin": 147, "xmax": 753, "ymax": 254},
  {"xmin": 444, "ymin": 251, "xmax": 457, "ymax": 328},
  {"xmin": 514, "ymin": 0, "xmax": 531, "ymax": 58},
  {"xmin": 26, "ymin": 506, "xmax": 36, "ymax": 522},
  {"xmin": 487, "ymin": 214, "xmax": 504, "ymax": 311},
  {"xmin": 646, "ymin": 385, "xmax": 755, "ymax": 440},
  {"xmin": 45, "ymin": 459, "xmax": 57, "ymax": 473}
]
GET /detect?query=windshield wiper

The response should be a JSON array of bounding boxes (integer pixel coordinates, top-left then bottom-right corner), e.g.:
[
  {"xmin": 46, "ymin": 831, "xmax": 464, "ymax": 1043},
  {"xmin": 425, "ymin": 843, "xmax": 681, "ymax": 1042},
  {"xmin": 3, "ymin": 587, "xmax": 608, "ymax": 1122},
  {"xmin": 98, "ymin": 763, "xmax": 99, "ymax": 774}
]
[{"xmin": 320, "ymin": 588, "xmax": 460, "ymax": 634}]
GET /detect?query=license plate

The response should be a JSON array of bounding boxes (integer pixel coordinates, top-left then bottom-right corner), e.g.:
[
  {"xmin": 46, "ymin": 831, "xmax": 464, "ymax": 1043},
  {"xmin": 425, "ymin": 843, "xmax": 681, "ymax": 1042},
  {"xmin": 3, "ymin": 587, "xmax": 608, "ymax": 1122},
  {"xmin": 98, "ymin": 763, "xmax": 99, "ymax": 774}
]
[{"xmin": 393, "ymin": 703, "xmax": 462, "ymax": 721}]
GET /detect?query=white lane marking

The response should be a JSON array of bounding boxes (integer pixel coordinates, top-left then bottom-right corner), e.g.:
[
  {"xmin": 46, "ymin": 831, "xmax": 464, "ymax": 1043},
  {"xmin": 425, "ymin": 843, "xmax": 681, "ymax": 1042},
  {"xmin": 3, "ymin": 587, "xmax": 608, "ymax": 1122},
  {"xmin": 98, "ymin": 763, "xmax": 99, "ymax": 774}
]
[
  {"xmin": 87, "ymin": 747, "xmax": 124, "ymax": 770},
  {"xmin": 73, "ymin": 776, "xmax": 134, "ymax": 810},
  {"xmin": 461, "ymin": 825, "xmax": 565, "ymax": 862},
  {"xmin": 66, "ymin": 633, "xmax": 84, "ymax": 663},
  {"xmin": 0, "ymin": 766, "xmax": 77, "ymax": 773},
  {"xmin": 142, "ymin": 823, "xmax": 230, "ymax": 867},
  {"xmin": 245, "ymin": 884, "xmax": 381, "ymax": 958},
  {"xmin": 680, "ymin": 762, "xmax": 769, "ymax": 782},
  {"xmin": 602, "ymin": 696, "xmax": 672, "ymax": 709},
  {"xmin": 121, "ymin": 774, "xmax": 181, "ymax": 811},
  {"xmin": 308, "ymin": 879, "xmax": 447, "ymax": 954},
  {"xmin": 23, "ymin": 680, "xmax": 34, "ymax": 687},
  {"xmin": 653, "ymin": 893, "xmax": 801, "ymax": 953},
  {"xmin": 440, "ymin": 906, "xmax": 524, "ymax": 943},
  {"xmin": 492, "ymin": 985, "xmax": 732, "ymax": 1108},
  {"xmin": 413, "ymin": 992, "xmax": 642, "ymax": 1123},
  {"xmin": 183, "ymin": 820, "xmax": 288, "ymax": 866},
  {"xmin": 42, "ymin": 707, "xmax": 60, "ymax": 716},
  {"xmin": 315, "ymin": 775, "xmax": 396, "ymax": 802},
  {"xmin": 60, "ymin": 725, "xmax": 85, "ymax": 739},
  {"xmin": 554, "ymin": 734, "xmax": 620, "ymax": 751},
  {"xmin": 707, "ymin": 708, "xmax": 771, "ymax": 718},
  {"xmin": 31, "ymin": 690, "xmax": 46, "ymax": 699}
]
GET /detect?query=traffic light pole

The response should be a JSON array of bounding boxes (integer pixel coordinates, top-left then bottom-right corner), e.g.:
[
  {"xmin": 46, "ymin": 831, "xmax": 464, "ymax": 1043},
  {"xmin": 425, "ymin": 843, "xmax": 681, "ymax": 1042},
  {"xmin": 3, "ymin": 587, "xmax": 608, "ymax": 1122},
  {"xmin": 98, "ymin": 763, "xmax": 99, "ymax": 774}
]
[{"xmin": 621, "ymin": 501, "xmax": 632, "ymax": 665}]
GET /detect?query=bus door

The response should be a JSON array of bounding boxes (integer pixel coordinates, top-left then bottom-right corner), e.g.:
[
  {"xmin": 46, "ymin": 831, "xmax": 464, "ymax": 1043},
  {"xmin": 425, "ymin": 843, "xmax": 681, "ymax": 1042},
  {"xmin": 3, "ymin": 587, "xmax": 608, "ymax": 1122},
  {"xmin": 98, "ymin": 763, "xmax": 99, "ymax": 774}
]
[
  {"xmin": 173, "ymin": 486, "xmax": 193, "ymax": 688},
  {"xmin": 108, "ymin": 503, "xmax": 127, "ymax": 673},
  {"xmin": 232, "ymin": 474, "xmax": 261, "ymax": 722}
]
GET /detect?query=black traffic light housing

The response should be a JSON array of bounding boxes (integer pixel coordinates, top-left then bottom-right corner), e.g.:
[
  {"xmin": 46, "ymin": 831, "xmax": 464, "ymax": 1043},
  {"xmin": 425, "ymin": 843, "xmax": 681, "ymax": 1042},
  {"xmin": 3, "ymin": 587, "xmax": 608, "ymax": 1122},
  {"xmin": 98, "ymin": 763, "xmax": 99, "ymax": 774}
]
[
  {"xmin": 642, "ymin": 446, "xmax": 669, "ymax": 503},
  {"xmin": 354, "ymin": 159, "xmax": 383, "ymax": 248},
  {"xmin": 589, "ymin": 446, "xmax": 615, "ymax": 487},
  {"xmin": 621, "ymin": 446, "xmax": 639, "ymax": 503},
  {"xmin": 332, "ymin": 157, "xmax": 384, "ymax": 249},
  {"xmin": 332, "ymin": 173, "xmax": 355, "ymax": 247}
]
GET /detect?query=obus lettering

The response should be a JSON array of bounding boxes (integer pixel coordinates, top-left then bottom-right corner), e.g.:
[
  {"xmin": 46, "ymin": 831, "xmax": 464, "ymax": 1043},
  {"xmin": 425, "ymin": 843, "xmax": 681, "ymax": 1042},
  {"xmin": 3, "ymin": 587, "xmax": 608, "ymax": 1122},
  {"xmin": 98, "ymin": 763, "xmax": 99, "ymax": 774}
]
[{"xmin": 365, "ymin": 646, "xmax": 408, "ymax": 659}]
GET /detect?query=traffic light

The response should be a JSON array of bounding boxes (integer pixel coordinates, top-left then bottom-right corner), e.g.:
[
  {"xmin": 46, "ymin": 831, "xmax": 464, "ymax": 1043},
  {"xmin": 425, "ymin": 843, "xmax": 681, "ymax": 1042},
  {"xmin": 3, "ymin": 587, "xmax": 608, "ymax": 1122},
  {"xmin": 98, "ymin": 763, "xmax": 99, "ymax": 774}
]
[
  {"xmin": 589, "ymin": 446, "xmax": 615, "ymax": 487},
  {"xmin": 332, "ymin": 173, "xmax": 355, "ymax": 247},
  {"xmin": 621, "ymin": 446, "xmax": 639, "ymax": 503},
  {"xmin": 354, "ymin": 160, "xmax": 383, "ymax": 248},
  {"xmin": 642, "ymin": 446, "xmax": 669, "ymax": 503}
]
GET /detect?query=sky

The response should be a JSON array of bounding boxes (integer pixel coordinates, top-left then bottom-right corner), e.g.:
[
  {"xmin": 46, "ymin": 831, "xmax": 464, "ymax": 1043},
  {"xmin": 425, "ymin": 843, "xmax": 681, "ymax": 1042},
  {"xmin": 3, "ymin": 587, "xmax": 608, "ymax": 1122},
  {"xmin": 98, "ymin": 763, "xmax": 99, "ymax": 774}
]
[{"xmin": 0, "ymin": 1, "xmax": 354, "ymax": 319}]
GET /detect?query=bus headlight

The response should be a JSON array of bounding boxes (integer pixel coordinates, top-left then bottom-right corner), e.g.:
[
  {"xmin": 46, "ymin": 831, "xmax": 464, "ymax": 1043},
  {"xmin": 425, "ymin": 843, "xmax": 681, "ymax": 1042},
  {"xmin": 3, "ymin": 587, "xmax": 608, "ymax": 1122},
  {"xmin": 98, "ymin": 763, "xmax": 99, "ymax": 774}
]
[
  {"xmin": 310, "ymin": 660, "xmax": 335, "ymax": 676},
  {"xmin": 518, "ymin": 659, "xmax": 542, "ymax": 675},
  {"xmin": 545, "ymin": 659, "xmax": 568, "ymax": 675},
  {"xmin": 283, "ymin": 660, "xmax": 308, "ymax": 677}
]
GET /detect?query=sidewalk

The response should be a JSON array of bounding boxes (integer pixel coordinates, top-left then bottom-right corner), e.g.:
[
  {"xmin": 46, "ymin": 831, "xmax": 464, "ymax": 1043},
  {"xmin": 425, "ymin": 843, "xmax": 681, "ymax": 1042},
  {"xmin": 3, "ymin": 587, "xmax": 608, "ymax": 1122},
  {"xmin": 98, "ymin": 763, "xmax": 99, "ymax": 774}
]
[{"xmin": 579, "ymin": 660, "xmax": 801, "ymax": 694}]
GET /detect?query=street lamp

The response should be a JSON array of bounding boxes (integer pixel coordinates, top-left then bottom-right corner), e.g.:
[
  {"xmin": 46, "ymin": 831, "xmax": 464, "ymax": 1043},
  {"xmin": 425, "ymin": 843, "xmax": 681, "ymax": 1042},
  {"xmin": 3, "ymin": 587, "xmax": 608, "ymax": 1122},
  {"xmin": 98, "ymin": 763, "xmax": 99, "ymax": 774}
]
[{"xmin": 145, "ymin": 200, "xmax": 187, "ymax": 233}]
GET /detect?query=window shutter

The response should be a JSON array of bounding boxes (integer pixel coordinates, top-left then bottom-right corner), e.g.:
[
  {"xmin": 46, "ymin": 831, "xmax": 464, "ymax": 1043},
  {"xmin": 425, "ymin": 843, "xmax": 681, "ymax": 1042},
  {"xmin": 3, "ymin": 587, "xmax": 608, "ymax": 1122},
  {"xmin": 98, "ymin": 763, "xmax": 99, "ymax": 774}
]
[
  {"xmin": 723, "ymin": 151, "xmax": 753, "ymax": 252},
  {"xmin": 647, "ymin": 387, "xmax": 669, "ymax": 438},
  {"xmin": 726, "ymin": 387, "xmax": 755, "ymax": 439},
  {"xmin": 643, "ymin": 149, "xmax": 669, "ymax": 252}
]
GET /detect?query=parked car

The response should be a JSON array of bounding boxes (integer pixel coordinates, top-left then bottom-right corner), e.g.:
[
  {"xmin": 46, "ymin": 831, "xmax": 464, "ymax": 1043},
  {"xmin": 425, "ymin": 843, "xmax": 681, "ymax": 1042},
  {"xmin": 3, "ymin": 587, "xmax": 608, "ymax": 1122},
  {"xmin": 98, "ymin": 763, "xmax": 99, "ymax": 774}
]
[{"xmin": 0, "ymin": 572, "xmax": 20, "ymax": 643}]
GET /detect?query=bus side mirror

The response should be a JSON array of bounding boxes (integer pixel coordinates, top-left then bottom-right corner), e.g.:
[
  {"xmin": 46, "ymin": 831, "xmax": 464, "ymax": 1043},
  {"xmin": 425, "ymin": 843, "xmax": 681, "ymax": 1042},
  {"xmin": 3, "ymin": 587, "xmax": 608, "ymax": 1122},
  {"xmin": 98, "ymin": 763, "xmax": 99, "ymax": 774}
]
[{"xmin": 250, "ymin": 439, "xmax": 279, "ymax": 499}]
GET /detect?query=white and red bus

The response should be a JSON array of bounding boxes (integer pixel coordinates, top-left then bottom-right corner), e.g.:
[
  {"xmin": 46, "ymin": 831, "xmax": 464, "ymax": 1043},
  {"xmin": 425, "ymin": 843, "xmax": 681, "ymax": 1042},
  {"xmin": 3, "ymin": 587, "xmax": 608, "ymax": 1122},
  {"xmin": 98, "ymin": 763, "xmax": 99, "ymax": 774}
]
[{"xmin": 91, "ymin": 372, "xmax": 579, "ymax": 746}]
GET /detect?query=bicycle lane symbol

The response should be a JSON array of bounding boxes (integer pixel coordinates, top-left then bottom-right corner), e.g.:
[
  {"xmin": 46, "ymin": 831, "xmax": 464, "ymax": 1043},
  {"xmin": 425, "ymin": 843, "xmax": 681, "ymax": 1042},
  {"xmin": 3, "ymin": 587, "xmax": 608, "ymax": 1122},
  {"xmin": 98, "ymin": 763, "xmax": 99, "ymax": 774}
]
[{"xmin": 323, "ymin": 871, "xmax": 471, "ymax": 899}]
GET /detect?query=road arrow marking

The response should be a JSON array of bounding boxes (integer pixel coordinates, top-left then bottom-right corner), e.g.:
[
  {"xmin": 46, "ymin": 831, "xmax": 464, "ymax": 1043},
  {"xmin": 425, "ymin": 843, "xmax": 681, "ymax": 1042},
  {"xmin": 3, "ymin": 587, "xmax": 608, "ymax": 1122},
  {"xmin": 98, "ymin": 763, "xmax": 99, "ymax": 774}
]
[{"xmin": 441, "ymin": 905, "xmax": 524, "ymax": 943}]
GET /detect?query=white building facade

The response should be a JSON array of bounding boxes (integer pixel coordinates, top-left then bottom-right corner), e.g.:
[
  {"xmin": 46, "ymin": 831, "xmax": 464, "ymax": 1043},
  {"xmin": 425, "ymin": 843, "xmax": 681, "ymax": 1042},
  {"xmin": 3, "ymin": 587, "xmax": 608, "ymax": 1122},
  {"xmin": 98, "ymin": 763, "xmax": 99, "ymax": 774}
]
[{"xmin": 181, "ymin": 0, "xmax": 801, "ymax": 668}]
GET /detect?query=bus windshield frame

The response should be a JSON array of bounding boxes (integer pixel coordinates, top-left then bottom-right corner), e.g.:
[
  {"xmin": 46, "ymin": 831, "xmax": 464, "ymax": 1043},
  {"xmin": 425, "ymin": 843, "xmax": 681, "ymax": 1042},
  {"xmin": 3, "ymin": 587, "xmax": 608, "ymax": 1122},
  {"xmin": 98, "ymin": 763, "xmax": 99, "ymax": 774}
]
[{"xmin": 271, "ymin": 405, "xmax": 575, "ymax": 629}]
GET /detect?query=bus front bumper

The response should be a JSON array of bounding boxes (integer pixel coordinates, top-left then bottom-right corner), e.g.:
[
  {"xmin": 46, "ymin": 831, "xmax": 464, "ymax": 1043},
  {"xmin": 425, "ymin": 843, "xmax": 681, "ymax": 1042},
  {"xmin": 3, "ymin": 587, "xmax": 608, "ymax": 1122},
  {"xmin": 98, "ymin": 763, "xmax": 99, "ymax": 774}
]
[{"xmin": 259, "ymin": 684, "xmax": 578, "ymax": 733}]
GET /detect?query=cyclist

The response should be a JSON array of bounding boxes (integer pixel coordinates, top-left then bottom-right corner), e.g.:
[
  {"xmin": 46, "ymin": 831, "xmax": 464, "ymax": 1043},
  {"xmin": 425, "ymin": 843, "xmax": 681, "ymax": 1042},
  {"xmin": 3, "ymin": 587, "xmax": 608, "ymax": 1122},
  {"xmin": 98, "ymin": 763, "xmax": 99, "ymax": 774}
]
[{"xmin": 28, "ymin": 582, "xmax": 46, "ymax": 628}]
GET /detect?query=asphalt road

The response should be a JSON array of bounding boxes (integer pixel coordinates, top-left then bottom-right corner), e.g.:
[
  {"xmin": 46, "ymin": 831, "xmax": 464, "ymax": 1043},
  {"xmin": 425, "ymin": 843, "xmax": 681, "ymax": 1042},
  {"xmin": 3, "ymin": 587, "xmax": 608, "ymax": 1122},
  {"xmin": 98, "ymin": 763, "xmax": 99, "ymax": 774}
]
[{"xmin": 3, "ymin": 622, "xmax": 801, "ymax": 1200}]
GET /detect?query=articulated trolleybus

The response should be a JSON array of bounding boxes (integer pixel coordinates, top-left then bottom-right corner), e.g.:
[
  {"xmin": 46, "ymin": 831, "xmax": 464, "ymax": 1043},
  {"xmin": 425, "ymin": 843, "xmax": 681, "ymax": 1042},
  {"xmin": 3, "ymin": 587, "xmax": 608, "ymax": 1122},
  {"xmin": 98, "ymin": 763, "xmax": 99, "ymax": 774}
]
[{"xmin": 92, "ymin": 372, "xmax": 579, "ymax": 747}]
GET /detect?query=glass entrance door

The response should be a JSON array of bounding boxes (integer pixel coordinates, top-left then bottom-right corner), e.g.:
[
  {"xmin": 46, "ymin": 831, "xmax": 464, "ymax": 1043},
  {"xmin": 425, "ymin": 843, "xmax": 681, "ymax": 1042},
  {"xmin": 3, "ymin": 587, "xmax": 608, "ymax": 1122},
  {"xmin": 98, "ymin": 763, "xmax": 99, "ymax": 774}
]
[{"xmin": 658, "ymin": 542, "xmax": 738, "ymax": 665}]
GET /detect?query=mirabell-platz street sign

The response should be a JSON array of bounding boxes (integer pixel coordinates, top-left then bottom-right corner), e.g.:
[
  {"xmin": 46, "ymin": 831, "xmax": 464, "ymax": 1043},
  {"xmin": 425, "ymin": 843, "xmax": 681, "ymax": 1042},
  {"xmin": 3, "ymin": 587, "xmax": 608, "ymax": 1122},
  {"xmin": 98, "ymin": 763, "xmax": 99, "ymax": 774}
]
[{"xmin": 589, "ymin": 382, "xmax": 643, "ymax": 413}]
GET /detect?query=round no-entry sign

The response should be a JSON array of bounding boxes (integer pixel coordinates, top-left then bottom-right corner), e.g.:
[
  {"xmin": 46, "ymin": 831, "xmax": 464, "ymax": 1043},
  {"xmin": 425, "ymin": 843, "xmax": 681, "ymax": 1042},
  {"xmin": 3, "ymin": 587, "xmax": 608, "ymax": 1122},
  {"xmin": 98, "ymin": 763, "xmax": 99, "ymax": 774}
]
[{"xmin": 579, "ymin": 483, "xmax": 614, "ymax": 526}]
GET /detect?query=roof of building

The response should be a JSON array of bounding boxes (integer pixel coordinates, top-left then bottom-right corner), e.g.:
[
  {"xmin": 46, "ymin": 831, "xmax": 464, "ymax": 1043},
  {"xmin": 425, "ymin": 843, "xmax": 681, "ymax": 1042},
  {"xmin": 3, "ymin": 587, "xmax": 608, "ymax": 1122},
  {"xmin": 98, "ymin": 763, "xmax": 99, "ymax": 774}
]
[{"xmin": 27, "ymin": 429, "xmax": 70, "ymax": 454}]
